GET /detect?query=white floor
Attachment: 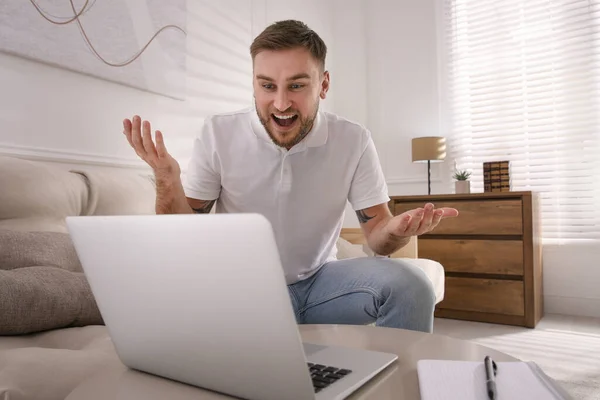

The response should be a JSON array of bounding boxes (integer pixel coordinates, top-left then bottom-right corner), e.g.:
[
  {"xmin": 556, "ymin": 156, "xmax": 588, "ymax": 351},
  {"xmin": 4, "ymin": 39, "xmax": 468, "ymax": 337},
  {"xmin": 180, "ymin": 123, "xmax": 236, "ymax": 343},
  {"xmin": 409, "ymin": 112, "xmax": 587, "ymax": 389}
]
[{"xmin": 433, "ymin": 314, "xmax": 600, "ymax": 400}]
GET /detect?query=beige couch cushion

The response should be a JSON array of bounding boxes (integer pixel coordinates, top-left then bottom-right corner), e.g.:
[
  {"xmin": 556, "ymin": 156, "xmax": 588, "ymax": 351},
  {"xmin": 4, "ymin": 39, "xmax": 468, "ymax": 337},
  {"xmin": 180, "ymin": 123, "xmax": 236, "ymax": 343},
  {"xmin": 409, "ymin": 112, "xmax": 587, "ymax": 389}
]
[
  {"xmin": 0, "ymin": 156, "xmax": 156, "ymax": 335},
  {"xmin": 336, "ymin": 237, "xmax": 369, "ymax": 259},
  {"xmin": 0, "ymin": 156, "xmax": 89, "ymax": 233},
  {"xmin": 392, "ymin": 258, "xmax": 445, "ymax": 304},
  {"xmin": 0, "ymin": 325, "xmax": 118, "ymax": 400},
  {"xmin": 70, "ymin": 168, "xmax": 156, "ymax": 216},
  {"xmin": 0, "ymin": 230, "xmax": 103, "ymax": 335},
  {"xmin": 0, "ymin": 156, "xmax": 156, "ymax": 233}
]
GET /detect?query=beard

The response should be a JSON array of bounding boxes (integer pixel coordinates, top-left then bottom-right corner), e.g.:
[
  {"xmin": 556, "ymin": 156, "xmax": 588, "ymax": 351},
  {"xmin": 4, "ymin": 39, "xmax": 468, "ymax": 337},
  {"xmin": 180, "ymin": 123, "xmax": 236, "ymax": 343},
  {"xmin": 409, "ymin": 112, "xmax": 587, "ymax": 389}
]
[{"xmin": 255, "ymin": 98, "xmax": 319, "ymax": 149}]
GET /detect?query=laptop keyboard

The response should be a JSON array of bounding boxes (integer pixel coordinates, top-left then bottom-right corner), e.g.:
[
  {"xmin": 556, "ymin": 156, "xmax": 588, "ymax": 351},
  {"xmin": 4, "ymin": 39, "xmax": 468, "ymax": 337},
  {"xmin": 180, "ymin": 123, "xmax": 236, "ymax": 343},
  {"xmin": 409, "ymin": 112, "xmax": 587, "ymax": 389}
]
[{"xmin": 307, "ymin": 362, "xmax": 352, "ymax": 393}]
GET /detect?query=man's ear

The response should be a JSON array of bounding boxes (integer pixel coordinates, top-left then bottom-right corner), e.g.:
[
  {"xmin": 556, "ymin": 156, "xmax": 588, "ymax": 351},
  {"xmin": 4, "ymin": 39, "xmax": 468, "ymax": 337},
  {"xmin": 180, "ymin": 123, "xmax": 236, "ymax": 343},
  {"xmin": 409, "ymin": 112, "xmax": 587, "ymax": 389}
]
[{"xmin": 320, "ymin": 70, "xmax": 330, "ymax": 99}]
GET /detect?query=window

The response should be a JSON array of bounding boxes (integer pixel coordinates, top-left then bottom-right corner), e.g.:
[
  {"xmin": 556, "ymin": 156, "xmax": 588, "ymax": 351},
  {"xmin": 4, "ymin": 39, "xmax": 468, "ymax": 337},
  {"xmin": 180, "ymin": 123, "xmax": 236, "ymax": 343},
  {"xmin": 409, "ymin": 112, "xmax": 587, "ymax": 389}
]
[{"xmin": 440, "ymin": 0, "xmax": 600, "ymax": 242}]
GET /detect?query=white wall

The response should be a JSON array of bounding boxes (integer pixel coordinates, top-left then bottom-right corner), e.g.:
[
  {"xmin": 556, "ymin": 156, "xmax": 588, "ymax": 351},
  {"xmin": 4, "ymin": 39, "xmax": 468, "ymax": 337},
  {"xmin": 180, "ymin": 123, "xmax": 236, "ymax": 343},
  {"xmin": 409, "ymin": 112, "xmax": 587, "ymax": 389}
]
[
  {"xmin": 542, "ymin": 243, "xmax": 600, "ymax": 319},
  {"xmin": 366, "ymin": 0, "xmax": 446, "ymax": 195},
  {"xmin": 340, "ymin": 0, "xmax": 447, "ymax": 228},
  {"xmin": 0, "ymin": 51, "xmax": 172, "ymax": 171},
  {"xmin": 330, "ymin": 0, "xmax": 370, "ymax": 228},
  {"xmin": 0, "ymin": 0, "xmax": 255, "ymax": 172},
  {"xmin": 0, "ymin": 0, "xmax": 340, "ymax": 172}
]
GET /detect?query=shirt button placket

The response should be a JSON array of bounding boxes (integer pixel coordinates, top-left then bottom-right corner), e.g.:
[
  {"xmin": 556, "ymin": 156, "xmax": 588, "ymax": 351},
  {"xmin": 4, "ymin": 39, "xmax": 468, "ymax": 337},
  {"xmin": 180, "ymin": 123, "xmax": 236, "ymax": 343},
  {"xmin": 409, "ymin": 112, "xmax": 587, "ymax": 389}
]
[{"xmin": 281, "ymin": 154, "xmax": 292, "ymax": 193}]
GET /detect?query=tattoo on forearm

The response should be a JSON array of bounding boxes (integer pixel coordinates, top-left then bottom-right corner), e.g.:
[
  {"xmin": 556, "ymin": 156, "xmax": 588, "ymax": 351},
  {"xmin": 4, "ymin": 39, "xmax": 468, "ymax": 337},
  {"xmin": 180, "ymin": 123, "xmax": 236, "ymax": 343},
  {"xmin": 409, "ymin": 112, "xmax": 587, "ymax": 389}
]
[
  {"xmin": 192, "ymin": 199, "xmax": 216, "ymax": 214},
  {"xmin": 356, "ymin": 209, "xmax": 375, "ymax": 224}
]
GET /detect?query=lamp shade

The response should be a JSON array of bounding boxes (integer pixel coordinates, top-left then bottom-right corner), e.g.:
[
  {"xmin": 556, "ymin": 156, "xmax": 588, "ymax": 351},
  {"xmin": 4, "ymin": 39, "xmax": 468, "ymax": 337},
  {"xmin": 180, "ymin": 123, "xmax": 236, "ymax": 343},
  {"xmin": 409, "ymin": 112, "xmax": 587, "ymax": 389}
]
[{"xmin": 411, "ymin": 136, "xmax": 446, "ymax": 163}]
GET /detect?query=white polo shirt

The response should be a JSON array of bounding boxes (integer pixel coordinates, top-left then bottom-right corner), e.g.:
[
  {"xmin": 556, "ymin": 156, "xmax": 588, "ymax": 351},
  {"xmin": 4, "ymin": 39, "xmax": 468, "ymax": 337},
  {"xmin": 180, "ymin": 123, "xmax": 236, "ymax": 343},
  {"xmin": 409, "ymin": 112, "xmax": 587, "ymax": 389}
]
[{"xmin": 183, "ymin": 107, "xmax": 389, "ymax": 285}]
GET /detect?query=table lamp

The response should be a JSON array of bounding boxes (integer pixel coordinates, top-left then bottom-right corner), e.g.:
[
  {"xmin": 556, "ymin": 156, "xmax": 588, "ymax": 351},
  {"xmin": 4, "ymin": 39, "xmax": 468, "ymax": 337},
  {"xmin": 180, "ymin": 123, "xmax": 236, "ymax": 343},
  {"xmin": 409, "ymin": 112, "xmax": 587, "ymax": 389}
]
[{"xmin": 411, "ymin": 136, "xmax": 446, "ymax": 195}]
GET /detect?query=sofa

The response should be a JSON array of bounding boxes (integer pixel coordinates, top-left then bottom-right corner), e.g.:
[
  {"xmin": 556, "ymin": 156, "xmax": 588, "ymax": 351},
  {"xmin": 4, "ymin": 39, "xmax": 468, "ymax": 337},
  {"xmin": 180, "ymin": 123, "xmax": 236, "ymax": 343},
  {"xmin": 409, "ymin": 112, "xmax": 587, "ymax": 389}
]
[{"xmin": 0, "ymin": 155, "xmax": 444, "ymax": 400}]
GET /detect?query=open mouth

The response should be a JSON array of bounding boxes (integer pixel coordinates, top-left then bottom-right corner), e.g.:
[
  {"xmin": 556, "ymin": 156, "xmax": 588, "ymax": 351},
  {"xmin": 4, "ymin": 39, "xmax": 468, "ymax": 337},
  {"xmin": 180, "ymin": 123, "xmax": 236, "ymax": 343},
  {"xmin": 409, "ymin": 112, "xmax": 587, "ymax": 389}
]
[{"xmin": 272, "ymin": 114, "xmax": 298, "ymax": 128}]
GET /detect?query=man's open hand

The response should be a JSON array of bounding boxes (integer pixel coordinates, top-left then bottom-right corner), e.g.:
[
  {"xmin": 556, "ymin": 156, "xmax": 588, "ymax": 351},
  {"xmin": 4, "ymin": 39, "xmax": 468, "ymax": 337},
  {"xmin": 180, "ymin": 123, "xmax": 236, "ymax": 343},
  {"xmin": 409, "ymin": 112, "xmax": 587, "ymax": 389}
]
[
  {"xmin": 385, "ymin": 203, "xmax": 458, "ymax": 237},
  {"xmin": 123, "ymin": 115, "xmax": 180, "ymax": 178}
]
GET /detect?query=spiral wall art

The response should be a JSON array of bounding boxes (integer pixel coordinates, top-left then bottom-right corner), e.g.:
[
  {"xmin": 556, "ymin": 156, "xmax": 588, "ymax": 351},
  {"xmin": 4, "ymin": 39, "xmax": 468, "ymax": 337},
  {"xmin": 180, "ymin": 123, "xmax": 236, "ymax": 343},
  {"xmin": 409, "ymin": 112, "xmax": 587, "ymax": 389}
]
[{"xmin": 0, "ymin": 0, "xmax": 187, "ymax": 100}]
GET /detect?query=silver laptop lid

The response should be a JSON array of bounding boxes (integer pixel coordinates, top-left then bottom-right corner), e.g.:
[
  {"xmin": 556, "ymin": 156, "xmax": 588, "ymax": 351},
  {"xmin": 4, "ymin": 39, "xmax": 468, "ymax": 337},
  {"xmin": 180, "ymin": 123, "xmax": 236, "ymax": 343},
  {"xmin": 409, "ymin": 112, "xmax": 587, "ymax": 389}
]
[{"xmin": 66, "ymin": 213, "xmax": 315, "ymax": 400}]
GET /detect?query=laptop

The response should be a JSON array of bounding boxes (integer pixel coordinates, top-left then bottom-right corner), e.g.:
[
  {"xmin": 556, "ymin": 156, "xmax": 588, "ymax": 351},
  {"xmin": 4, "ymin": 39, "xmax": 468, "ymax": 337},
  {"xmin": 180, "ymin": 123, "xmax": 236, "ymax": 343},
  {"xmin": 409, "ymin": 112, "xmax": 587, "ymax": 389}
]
[{"xmin": 66, "ymin": 213, "xmax": 398, "ymax": 400}]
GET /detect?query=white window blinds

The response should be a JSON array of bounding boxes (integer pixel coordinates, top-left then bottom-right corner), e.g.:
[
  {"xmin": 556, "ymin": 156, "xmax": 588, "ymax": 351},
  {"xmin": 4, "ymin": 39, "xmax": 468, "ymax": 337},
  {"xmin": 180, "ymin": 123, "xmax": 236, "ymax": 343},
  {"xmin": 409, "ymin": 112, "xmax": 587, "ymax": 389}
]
[{"xmin": 441, "ymin": 0, "xmax": 600, "ymax": 242}]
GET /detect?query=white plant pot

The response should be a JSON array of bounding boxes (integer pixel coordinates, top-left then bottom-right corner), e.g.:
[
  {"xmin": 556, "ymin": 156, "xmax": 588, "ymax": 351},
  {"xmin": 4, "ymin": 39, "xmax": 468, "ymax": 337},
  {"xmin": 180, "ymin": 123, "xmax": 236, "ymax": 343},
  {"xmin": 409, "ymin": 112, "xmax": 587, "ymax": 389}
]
[{"xmin": 455, "ymin": 180, "xmax": 471, "ymax": 194}]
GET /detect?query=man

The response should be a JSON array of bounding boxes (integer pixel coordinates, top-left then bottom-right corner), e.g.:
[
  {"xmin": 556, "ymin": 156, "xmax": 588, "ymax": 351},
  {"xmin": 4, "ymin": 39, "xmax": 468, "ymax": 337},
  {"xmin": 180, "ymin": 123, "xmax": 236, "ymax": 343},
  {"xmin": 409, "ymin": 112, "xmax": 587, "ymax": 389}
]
[{"xmin": 123, "ymin": 20, "xmax": 458, "ymax": 333}]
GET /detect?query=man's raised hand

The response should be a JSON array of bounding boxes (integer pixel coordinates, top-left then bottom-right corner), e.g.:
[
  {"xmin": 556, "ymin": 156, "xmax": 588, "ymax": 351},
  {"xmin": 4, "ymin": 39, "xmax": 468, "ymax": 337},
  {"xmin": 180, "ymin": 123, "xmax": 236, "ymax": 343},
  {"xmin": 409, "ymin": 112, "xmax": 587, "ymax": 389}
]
[
  {"xmin": 385, "ymin": 203, "xmax": 459, "ymax": 238},
  {"xmin": 123, "ymin": 115, "xmax": 180, "ymax": 177}
]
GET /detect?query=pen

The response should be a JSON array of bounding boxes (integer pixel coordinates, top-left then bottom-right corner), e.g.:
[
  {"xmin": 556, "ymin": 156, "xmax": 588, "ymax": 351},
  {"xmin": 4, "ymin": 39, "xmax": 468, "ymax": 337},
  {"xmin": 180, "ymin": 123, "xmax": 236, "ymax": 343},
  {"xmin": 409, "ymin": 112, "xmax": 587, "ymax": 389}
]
[{"xmin": 484, "ymin": 355, "xmax": 498, "ymax": 400}]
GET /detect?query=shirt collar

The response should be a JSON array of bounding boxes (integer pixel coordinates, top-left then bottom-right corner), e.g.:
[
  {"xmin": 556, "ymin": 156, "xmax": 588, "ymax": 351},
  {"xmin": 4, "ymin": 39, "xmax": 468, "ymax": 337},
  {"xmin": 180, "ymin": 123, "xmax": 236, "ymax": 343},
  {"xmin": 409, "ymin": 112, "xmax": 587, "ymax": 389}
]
[
  {"xmin": 250, "ymin": 108, "xmax": 328, "ymax": 152},
  {"xmin": 303, "ymin": 111, "xmax": 328, "ymax": 148}
]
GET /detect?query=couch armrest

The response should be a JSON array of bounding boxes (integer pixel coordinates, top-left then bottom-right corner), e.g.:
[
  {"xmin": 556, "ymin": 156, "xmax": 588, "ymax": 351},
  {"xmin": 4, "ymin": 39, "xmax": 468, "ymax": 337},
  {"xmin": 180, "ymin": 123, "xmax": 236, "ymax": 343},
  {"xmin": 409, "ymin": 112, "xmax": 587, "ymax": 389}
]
[{"xmin": 339, "ymin": 228, "xmax": 418, "ymax": 259}]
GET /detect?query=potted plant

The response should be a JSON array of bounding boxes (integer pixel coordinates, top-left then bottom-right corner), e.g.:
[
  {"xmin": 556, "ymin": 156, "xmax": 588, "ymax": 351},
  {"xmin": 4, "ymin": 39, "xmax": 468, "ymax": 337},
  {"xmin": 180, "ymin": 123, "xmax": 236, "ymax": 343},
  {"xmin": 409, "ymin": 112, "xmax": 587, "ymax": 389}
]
[{"xmin": 453, "ymin": 166, "xmax": 472, "ymax": 194}]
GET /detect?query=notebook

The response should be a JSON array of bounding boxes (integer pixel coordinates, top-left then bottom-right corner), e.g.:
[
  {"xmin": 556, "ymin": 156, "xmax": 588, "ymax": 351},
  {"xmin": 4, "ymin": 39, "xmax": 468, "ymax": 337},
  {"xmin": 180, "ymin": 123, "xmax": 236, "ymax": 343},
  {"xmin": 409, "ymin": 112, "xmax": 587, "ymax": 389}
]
[{"xmin": 417, "ymin": 359, "xmax": 573, "ymax": 400}]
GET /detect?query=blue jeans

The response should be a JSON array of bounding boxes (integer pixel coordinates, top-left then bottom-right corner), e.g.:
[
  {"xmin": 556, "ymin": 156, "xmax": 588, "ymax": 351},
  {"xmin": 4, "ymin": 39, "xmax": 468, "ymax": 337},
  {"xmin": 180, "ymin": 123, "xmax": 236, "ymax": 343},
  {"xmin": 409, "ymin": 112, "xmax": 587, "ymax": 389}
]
[{"xmin": 287, "ymin": 257, "xmax": 436, "ymax": 333}]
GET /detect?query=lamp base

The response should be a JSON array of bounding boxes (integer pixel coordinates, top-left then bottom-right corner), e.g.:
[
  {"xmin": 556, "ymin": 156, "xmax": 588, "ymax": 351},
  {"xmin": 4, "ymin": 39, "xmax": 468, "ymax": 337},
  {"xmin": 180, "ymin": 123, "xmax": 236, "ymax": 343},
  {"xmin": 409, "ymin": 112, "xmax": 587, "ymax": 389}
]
[{"xmin": 427, "ymin": 160, "xmax": 431, "ymax": 195}]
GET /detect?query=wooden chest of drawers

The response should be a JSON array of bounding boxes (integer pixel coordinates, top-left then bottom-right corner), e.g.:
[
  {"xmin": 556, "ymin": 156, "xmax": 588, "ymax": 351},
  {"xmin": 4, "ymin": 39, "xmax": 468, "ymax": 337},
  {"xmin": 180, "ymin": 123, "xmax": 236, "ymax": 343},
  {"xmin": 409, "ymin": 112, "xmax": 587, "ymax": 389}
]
[{"xmin": 389, "ymin": 191, "xmax": 543, "ymax": 327}]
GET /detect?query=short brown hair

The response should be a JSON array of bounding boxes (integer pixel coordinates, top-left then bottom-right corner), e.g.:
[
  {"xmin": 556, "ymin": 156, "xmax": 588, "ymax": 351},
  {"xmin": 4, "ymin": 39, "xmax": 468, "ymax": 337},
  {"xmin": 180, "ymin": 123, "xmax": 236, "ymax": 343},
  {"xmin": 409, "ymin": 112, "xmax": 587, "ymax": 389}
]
[{"xmin": 250, "ymin": 20, "xmax": 327, "ymax": 71}]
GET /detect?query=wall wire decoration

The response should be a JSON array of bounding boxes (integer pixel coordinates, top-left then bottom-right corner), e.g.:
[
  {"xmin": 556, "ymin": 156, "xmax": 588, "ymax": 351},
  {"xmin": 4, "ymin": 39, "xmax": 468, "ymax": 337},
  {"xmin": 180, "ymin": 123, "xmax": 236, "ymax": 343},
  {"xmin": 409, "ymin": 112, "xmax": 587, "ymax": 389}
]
[{"xmin": 0, "ymin": 0, "xmax": 187, "ymax": 100}]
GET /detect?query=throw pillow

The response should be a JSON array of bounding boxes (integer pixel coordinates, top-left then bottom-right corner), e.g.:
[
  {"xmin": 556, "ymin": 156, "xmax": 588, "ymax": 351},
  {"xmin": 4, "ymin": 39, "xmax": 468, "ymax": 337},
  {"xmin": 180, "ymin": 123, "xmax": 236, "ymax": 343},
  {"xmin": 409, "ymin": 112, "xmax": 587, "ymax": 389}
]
[
  {"xmin": 0, "ymin": 267, "xmax": 103, "ymax": 335},
  {"xmin": 0, "ymin": 230, "xmax": 83, "ymax": 272}
]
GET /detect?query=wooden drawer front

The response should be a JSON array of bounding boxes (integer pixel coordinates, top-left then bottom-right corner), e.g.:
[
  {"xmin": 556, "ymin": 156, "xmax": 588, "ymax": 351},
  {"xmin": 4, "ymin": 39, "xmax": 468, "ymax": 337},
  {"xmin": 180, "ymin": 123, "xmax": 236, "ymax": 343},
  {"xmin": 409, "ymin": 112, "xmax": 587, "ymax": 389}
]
[
  {"xmin": 394, "ymin": 199, "xmax": 523, "ymax": 235},
  {"xmin": 439, "ymin": 277, "xmax": 524, "ymax": 316},
  {"xmin": 419, "ymin": 239, "xmax": 524, "ymax": 276}
]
